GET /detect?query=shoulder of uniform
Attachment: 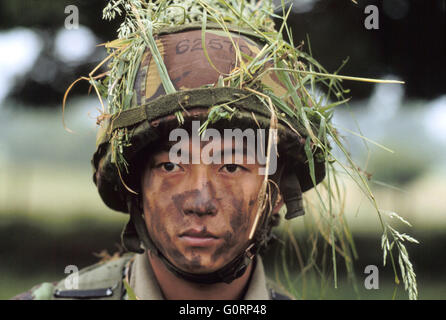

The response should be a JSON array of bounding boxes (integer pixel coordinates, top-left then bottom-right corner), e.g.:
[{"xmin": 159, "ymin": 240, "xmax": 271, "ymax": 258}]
[
  {"xmin": 11, "ymin": 253, "xmax": 135, "ymax": 300},
  {"xmin": 60, "ymin": 252, "xmax": 135, "ymax": 287},
  {"xmin": 10, "ymin": 282, "xmax": 57, "ymax": 300},
  {"xmin": 51, "ymin": 252, "xmax": 135, "ymax": 300},
  {"xmin": 266, "ymin": 279, "xmax": 295, "ymax": 300},
  {"xmin": 269, "ymin": 288, "xmax": 294, "ymax": 300}
]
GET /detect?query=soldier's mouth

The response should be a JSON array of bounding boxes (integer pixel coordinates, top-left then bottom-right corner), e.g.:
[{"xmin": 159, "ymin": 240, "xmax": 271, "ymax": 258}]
[
  {"xmin": 180, "ymin": 228, "xmax": 218, "ymax": 238},
  {"xmin": 179, "ymin": 228, "xmax": 220, "ymax": 247}
]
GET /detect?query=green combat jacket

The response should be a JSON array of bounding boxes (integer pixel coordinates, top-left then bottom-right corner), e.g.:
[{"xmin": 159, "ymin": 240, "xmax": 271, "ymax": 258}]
[{"xmin": 11, "ymin": 253, "xmax": 292, "ymax": 300}]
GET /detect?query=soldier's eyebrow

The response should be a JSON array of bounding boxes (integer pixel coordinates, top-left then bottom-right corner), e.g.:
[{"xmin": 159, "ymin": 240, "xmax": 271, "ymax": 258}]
[
  {"xmin": 149, "ymin": 141, "xmax": 185, "ymax": 161},
  {"xmin": 158, "ymin": 140, "xmax": 179, "ymax": 152},
  {"xmin": 152, "ymin": 140, "xmax": 191, "ymax": 164},
  {"xmin": 144, "ymin": 141, "xmax": 176, "ymax": 168}
]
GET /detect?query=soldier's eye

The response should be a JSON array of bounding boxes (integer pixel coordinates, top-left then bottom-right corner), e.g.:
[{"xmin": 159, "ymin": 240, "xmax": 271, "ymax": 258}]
[
  {"xmin": 220, "ymin": 164, "xmax": 244, "ymax": 173},
  {"xmin": 158, "ymin": 162, "xmax": 181, "ymax": 172}
]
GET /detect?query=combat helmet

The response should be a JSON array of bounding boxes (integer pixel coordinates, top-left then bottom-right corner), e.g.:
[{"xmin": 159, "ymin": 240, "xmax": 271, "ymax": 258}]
[{"xmin": 81, "ymin": 0, "xmax": 335, "ymax": 284}]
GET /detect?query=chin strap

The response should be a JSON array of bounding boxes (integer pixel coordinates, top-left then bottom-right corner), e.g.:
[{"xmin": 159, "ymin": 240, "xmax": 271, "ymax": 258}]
[
  {"xmin": 123, "ymin": 195, "xmax": 262, "ymax": 284},
  {"xmin": 160, "ymin": 242, "xmax": 258, "ymax": 284}
]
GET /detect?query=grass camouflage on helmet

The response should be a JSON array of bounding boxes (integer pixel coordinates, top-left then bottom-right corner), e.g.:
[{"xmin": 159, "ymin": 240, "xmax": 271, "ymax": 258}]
[
  {"xmin": 88, "ymin": 2, "xmax": 332, "ymax": 216},
  {"xmin": 63, "ymin": 0, "xmax": 419, "ymax": 298}
]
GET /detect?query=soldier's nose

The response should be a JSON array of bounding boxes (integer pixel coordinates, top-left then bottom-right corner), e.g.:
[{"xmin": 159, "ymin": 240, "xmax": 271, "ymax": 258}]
[
  {"xmin": 182, "ymin": 189, "xmax": 218, "ymax": 217},
  {"xmin": 182, "ymin": 167, "xmax": 217, "ymax": 216}
]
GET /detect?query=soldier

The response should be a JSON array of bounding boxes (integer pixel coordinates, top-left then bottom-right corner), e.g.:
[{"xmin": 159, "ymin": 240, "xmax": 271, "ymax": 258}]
[{"xmin": 12, "ymin": 0, "xmax": 358, "ymax": 300}]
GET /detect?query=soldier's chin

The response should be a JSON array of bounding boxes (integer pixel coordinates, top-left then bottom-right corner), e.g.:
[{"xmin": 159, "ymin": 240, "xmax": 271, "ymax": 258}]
[{"xmin": 174, "ymin": 255, "xmax": 225, "ymax": 275}]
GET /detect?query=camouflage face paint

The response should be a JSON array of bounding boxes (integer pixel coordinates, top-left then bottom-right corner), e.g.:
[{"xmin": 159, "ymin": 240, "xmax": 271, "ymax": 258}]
[{"xmin": 141, "ymin": 136, "xmax": 264, "ymax": 274}]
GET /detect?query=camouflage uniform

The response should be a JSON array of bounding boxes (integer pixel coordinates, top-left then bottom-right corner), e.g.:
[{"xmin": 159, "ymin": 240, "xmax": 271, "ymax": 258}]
[{"xmin": 11, "ymin": 253, "xmax": 290, "ymax": 300}]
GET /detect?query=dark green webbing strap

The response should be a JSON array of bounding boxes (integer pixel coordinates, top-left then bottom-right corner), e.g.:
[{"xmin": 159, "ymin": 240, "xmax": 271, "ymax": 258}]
[
  {"xmin": 110, "ymin": 88, "xmax": 264, "ymax": 131},
  {"xmin": 54, "ymin": 288, "xmax": 114, "ymax": 299},
  {"xmin": 125, "ymin": 197, "xmax": 159, "ymax": 254}
]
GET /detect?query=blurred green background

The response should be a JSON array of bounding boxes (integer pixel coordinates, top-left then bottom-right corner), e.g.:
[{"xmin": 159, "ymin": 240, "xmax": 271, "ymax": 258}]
[{"xmin": 1, "ymin": 0, "xmax": 445, "ymax": 300}]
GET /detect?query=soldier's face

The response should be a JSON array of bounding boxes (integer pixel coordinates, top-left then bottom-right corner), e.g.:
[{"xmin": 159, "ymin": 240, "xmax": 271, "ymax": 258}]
[{"xmin": 140, "ymin": 135, "xmax": 267, "ymax": 274}]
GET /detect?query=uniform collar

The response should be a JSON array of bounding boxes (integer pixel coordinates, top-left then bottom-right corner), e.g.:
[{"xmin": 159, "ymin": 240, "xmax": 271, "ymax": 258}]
[
  {"xmin": 129, "ymin": 252, "xmax": 164, "ymax": 300},
  {"xmin": 243, "ymin": 256, "xmax": 270, "ymax": 300},
  {"xmin": 129, "ymin": 252, "xmax": 270, "ymax": 300}
]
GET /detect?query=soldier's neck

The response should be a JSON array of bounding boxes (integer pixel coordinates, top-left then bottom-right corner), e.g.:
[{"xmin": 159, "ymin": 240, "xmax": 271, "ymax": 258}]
[{"xmin": 148, "ymin": 252, "xmax": 253, "ymax": 300}]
